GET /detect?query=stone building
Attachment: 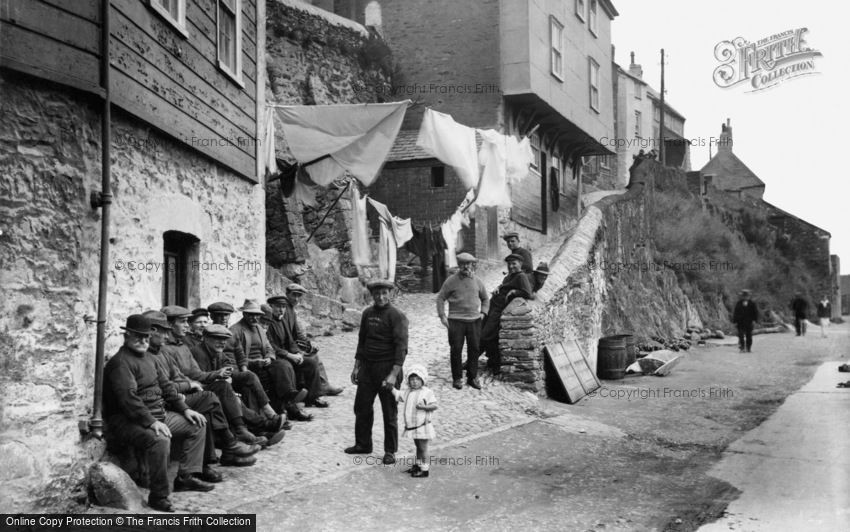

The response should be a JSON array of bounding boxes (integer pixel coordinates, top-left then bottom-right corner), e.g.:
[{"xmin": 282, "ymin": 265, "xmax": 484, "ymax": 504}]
[
  {"xmin": 0, "ymin": 0, "xmax": 266, "ymax": 507},
  {"xmin": 700, "ymin": 119, "xmax": 765, "ymax": 199},
  {"xmin": 364, "ymin": 0, "xmax": 619, "ymax": 264}
]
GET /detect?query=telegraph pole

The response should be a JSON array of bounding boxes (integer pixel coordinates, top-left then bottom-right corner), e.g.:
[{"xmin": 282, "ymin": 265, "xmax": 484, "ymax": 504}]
[{"xmin": 659, "ymin": 48, "xmax": 666, "ymax": 166}]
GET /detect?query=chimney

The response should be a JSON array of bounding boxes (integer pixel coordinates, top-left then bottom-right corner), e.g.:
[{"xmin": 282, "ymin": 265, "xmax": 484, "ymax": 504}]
[
  {"xmin": 718, "ymin": 118, "xmax": 733, "ymax": 153},
  {"xmin": 629, "ymin": 51, "xmax": 643, "ymax": 79}
]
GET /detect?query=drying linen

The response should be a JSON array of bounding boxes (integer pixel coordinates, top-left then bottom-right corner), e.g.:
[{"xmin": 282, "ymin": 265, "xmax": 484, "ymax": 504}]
[
  {"xmin": 274, "ymin": 101, "xmax": 409, "ymax": 187},
  {"xmin": 293, "ymin": 166, "xmax": 320, "ymax": 208},
  {"xmin": 350, "ymin": 185, "xmax": 370, "ymax": 265},
  {"xmin": 431, "ymin": 229, "xmax": 448, "ymax": 292},
  {"xmin": 473, "ymin": 129, "xmax": 512, "ymax": 207},
  {"xmin": 263, "ymin": 107, "xmax": 279, "ymax": 176},
  {"xmin": 441, "ymin": 210, "xmax": 464, "ymax": 269},
  {"xmin": 416, "ymin": 109, "xmax": 479, "ymax": 190},
  {"xmin": 368, "ymin": 198, "xmax": 413, "ymax": 281},
  {"xmin": 505, "ymin": 136, "xmax": 533, "ymax": 185}
]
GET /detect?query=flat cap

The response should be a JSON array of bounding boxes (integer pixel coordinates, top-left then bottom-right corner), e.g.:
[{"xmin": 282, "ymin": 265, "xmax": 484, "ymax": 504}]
[
  {"xmin": 141, "ymin": 310, "xmax": 170, "ymax": 329},
  {"xmin": 501, "ymin": 232, "xmax": 519, "ymax": 241},
  {"xmin": 285, "ymin": 283, "xmax": 307, "ymax": 294},
  {"xmin": 203, "ymin": 324, "xmax": 232, "ymax": 338},
  {"xmin": 504, "ymin": 253, "xmax": 524, "ymax": 263},
  {"xmin": 367, "ymin": 279, "xmax": 395, "ymax": 291},
  {"xmin": 260, "ymin": 303, "xmax": 274, "ymax": 321},
  {"xmin": 267, "ymin": 295, "xmax": 288, "ymax": 305},
  {"xmin": 207, "ymin": 302, "xmax": 236, "ymax": 314},
  {"xmin": 456, "ymin": 252, "xmax": 477, "ymax": 263},
  {"xmin": 161, "ymin": 305, "xmax": 193, "ymax": 319}
]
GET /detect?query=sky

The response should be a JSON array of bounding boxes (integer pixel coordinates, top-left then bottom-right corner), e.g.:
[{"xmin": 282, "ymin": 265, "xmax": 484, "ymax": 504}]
[{"xmin": 610, "ymin": 0, "xmax": 849, "ymax": 270}]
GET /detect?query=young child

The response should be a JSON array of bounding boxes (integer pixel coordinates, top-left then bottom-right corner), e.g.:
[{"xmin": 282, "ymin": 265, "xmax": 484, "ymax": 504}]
[{"xmin": 393, "ymin": 363, "xmax": 438, "ymax": 477}]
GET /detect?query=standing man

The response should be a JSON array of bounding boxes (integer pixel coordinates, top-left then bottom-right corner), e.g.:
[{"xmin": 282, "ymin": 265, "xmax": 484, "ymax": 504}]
[
  {"xmin": 732, "ymin": 289, "xmax": 759, "ymax": 353},
  {"xmin": 104, "ymin": 314, "xmax": 212, "ymax": 513},
  {"xmin": 345, "ymin": 280, "xmax": 408, "ymax": 465},
  {"xmin": 480, "ymin": 254, "xmax": 533, "ymax": 375},
  {"xmin": 436, "ymin": 252, "xmax": 489, "ymax": 390},
  {"xmin": 816, "ymin": 295, "xmax": 831, "ymax": 338},
  {"xmin": 790, "ymin": 293, "xmax": 809, "ymax": 337},
  {"xmin": 502, "ymin": 232, "xmax": 533, "ymax": 273}
]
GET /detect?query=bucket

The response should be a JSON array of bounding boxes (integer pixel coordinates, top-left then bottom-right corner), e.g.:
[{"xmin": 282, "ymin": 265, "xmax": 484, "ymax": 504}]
[
  {"xmin": 607, "ymin": 333, "xmax": 637, "ymax": 365},
  {"xmin": 597, "ymin": 336, "xmax": 628, "ymax": 380}
]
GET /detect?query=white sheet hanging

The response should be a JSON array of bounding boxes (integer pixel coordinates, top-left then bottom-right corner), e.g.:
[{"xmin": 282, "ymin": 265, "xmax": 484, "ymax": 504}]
[
  {"xmin": 350, "ymin": 185, "xmax": 371, "ymax": 266},
  {"xmin": 367, "ymin": 197, "xmax": 412, "ymax": 281},
  {"xmin": 416, "ymin": 109, "xmax": 480, "ymax": 190}
]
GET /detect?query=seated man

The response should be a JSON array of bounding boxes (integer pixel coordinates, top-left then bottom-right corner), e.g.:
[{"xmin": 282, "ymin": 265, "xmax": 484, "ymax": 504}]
[
  {"xmin": 190, "ymin": 324, "xmax": 286, "ymax": 446},
  {"xmin": 480, "ymin": 254, "xmax": 533, "ymax": 375},
  {"xmin": 270, "ymin": 283, "xmax": 344, "ymax": 397},
  {"xmin": 230, "ymin": 299, "xmax": 313, "ymax": 422},
  {"xmin": 104, "ymin": 314, "xmax": 213, "ymax": 513},
  {"xmin": 182, "ymin": 308, "xmax": 211, "ymax": 349},
  {"xmin": 160, "ymin": 306, "xmax": 267, "ymax": 446},
  {"xmin": 144, "ymin": 310, "xmax": 261, "ymax": 467}
]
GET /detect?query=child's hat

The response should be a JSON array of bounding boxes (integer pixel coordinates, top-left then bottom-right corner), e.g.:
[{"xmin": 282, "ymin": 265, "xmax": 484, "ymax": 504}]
[{"xmin": 405, "ymin": 363, "xmax": 429, "ymax": 385}]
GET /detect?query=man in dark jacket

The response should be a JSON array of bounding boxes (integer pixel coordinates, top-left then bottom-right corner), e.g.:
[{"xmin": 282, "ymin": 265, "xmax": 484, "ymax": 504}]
[
  {"xmin": 502, "ymin": 232, "xmax": 534, "ymax": 273},
  {"xmin": 345, "ymin": 280, "xmax": 408, "ymax": 465},
  {"xmin": 481, "ymin": 254, "xmax": 533, "ymax": 374},
  {"xmin": 790, "ymin": 294, "xmax": 809, "ymax": 336},
  {"xmin": 104, "ymin": 314, "xmax": 212, "ymax": 513},
  {"xmin": 732, "ymin": 289, "xmax": 759, "ymax": 352}
]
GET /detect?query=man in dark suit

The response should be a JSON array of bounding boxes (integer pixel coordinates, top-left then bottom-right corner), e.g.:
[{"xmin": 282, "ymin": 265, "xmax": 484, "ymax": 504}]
[
  {"xmin": 790, "ymin": 294, "xmax": 809, "ymax": 336},
  {"xmin": 732, "ymin": 289, "xmax": 759, "ymax": 353}
]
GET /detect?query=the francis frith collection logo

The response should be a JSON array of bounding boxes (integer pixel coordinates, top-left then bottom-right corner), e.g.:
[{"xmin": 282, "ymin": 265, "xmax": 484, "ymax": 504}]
[{"xmin": 713, "ymin": 28, "xmax": 822, "ymax": 92}]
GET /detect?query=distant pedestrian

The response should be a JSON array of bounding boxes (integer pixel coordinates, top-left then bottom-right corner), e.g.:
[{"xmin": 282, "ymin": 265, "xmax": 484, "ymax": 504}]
[
  {"xmin": 790, "ymin": 294, "xmax": 809, "ymax": 336},
  {"xmin": 732, "ymin": 289, "xmax": 759, "ymax": 353},
  {"xmin": 436, "ymin": 252, "xmax": 489, "ymax": 390},
  {"xmin": 393, "ymin": 364, "xmax": 437, "ymax": 478},
  {"xmin": 816, "ymin": 295, "xmax": 831, "ymax": 337}
]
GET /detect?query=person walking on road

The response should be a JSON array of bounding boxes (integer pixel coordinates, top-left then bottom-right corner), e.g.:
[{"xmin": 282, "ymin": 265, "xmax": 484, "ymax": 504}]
[
  {"xmin": 790, "ymin": 293, "xmax": 809, "ymax": 337},
  {"xmin": 436, "ymin": 252, "xmax": 489, "ymax": 390},
  {"xmin": 816, "ymin": 295, "xmax": 831, "ymax": 338},
  {"xmin": 732, "ymin": 289, "xmax": 759, "ymax": 353},
  {"xmin": 346, "ymin": 280, "xmax": 408, "ymax": 465}
]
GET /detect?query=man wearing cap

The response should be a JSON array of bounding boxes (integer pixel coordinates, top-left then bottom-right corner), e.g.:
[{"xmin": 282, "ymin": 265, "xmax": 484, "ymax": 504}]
[
  {"xmin": 143, "ymin": 310, "xmax": 261, "ymax": 468},
  {"xmin": 528, "ymin": 262, "xmax": 550, "ymax": 297},
  {"xmin": 183, "ymin": 308, "xmax": 210, "ymax": 349},
  {"xmin": 502, "ymin": 232, "xmax": 534, "ymax": 273},
  {"xmin": 345, "ymin": 279, "xmax": 408, "ymax": 464},
  {"xmin": 230, "ymin": 299, "xmax": 313, "ymax": 422},
  {"xmin": 436, "ymin": 252, "xmax": 489, "ymax": 390},
  {"xmin": 104, "ymin": 314, "xmax": 213, "ymax": 513},
  {"xmin": 480, "ymin": 254, "xmax": 533, "ymax": 375},
  {"xmin": 732, "ymin": 290, "xmax": 759, "ymax": 353},
  {"xmin": 190, "ymin": 324, "xmax": 286, "ymax": 447}
]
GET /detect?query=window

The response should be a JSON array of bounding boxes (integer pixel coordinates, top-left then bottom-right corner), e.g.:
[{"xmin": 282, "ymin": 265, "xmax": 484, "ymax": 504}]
[
  {"xmin": 588, "ymin": 58, "xmax": 600, "ymax": 112},
  {"xmin": 149, "ymin": 0, "xmax": 187, "ymax": 36},
  {"xmin": 430, "ymin": 166, "xmax": 445, "ymax": 188},
  {"xmin": 217, "ymin": 0, "xmax": 243, "ymax": 84},
  {"xmin": 634, "ymin": 80, "xmax": 642, "ymax": 99},
  {"xmin": 600, "ymin": 155, "xmax": 610, "ymax": 170},
  {"xmin": 588, "ymin": 0, "xmax": 598, "ymax": 36},
  {"xmin": 530, "ymin": 134, "xmax": 541, "ymax": 173},
  {"xmin": 550, "ymin": 16, "xmax": 564, "ymax": 81},
  {"xmin": 575, "ymin": 0, "xmax": 586, "ymax": 21},
  {"xmin": 162, "ymin": 231, "xmax": 199, "ymax": 307},
  {"xmin": 635, "ymin": 111, "xmax": 642, "ymax": 138}
]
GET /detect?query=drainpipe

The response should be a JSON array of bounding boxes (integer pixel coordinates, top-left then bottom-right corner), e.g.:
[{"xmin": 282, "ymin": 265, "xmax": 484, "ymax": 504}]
[{"xmin": 89, "ymin": 0, "xmax": 112, "ymax": 439}]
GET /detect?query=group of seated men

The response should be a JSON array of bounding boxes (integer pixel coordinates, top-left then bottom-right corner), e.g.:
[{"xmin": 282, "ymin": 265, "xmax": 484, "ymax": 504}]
[{"xmin": 103, "ymin": 283, "xmax": 342, "ymax": 512}]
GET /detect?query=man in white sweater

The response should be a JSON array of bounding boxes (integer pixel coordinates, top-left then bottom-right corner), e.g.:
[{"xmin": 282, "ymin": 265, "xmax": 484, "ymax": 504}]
[{"xmin": 436, "ymin": 253, "xmax": 490, "ymax": 390}]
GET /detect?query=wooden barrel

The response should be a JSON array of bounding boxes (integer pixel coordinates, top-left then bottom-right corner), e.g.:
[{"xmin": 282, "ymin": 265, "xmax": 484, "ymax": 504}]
[
  {"xmin": 607, "ymin": 334, "xmax": 637, "ymax": 365},
  {"xmin": 597, "ymin": 336, "xmax": 628, "ymax": 380}
]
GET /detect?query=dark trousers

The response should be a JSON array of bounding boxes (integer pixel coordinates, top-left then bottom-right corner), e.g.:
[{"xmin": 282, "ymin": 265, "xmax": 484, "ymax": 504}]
[
  {"xmin": 184, "ymin": 391, "xmax": 228, "ymax": 465},
  {"xmin": 737, "ymin": 323, "xmax": 754, "ymax": 351},
  {"xmin": 481, "ymin": 295, "xmax": 508, "ymax": 371},
  {"xmin": 254, "ymin": 359, "xmax": 299, "ymax": 413},
  {"xmin": 205, "ymin": 380, "xmax": 245, "ymax": 426},
  {"xmin": 294, "ymin": 354, "xmax": 322, "ymax": 403},
  {"xmin": 794, "ymin": 317, "xmax": 807, "ymax": 336},
  {"xmin": 304, "ymin": 352, "xmax": 332, "ymax": 392},
  {"xmin": 231, "ymin": 370, "xmax": 270, "ymax": 412},
  {"xmin": 353, "ymin": 360, "xmax": 401, "ymax": 453},
  {"xmin": 448, "ymin": 318, "xmax": 481, "ymax": 380},
  {"xmin": 107, "ymin": 411, "xmax": 204, "ymax": 500}
]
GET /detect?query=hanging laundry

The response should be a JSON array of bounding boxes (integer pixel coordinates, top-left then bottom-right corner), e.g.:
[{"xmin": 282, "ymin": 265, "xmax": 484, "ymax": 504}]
[
  {"xmin": 274, "ymin": 101, "xmax": 410, "ymax": 187},
  {"xmin": 350, "ymin": 185, "xmax": 370, "ymax": 266},
  {"xmin": 367, "ymin": 197, "xmax": 412, "ymax": 281},
  {"xmin": 441, "ymin": 210, "xmax": 464, "ymax": 269},
  {"xmin": 263, "ymin": 107, "xmax": 279, "ymax": 176},
  {"xmin": 505, "ymin": 136, "xmax": 533, "ymax": 185},
  {"xmin": 416, "ymin": 109, "xmax": 480, "ymax": 190},
  {"xmin": 473, "ymin": 129, "xmax": 512, "ymax": 207},
  {"xmin": 431, "ymin": 229, "xmax": 448, "ymax": 292},
  {"xmin": 293, "ymin": 166, "xmax": 320, "ymax": 208}
]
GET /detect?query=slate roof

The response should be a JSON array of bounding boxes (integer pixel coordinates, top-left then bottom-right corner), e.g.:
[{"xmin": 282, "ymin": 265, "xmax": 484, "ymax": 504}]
[
  {"xmin": 387, "ymin": 130, "xmax": 432, "ymax": 162},
  {"xmin": 700, "ymin": 150, "xmax": 765, "ymax": 192}
]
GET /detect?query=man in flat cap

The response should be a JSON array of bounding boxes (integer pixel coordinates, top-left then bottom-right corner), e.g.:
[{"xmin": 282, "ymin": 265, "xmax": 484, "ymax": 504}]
[
  {"xmin": 104, "ymin": 314, "xmax": 212, "ymax": 512},
  {"xmin": 480, "ymin": 254, "xmax": 533, "ymax": 375},
  {"xmin": 502, "ymin": 232, "xmax": 534, "ymax": 273},
  {"xmin": 345, "ymin": 279, "xmax": 408, "ymax": 465},
  {"xmin": 183, "ymin": 308, "xmax": 210, "ymax": 349},
  {"xmin": 143, "ymin": 311, "xmax": 261, "ymax": 468},
  {"xmin": 733, "ymin": 289, "xmax": 759, "ymax": 353},
  {"xmin": 437, "ymin": 252, "xmax": 489, "ymax": 390},
  {"xmin": 231, "ymin": 299, "xmax": 313, "ymax": 422}
]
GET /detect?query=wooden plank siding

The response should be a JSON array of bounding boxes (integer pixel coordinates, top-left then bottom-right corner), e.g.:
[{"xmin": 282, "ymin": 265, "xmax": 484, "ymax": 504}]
[
  {"xmin": 1, "ymin": 0, "xmax": 259, "ymax": 181},
  {"xmin": 510, "ymin": 169, "xmax": 545, "ymax": 231}
]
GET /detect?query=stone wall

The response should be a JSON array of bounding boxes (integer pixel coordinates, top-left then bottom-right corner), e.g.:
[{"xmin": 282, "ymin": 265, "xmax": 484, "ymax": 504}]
[{"xmin": 0, "ymin": 72, "xmax": 265, "ymax": 509}]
